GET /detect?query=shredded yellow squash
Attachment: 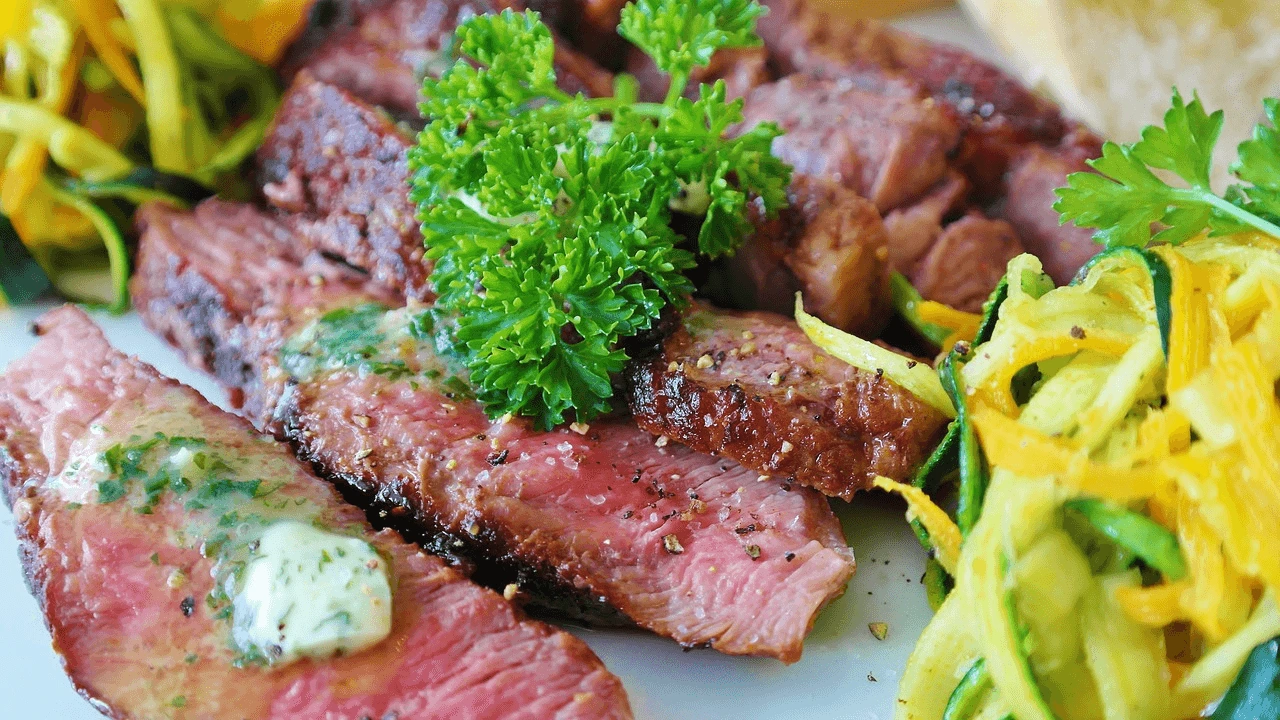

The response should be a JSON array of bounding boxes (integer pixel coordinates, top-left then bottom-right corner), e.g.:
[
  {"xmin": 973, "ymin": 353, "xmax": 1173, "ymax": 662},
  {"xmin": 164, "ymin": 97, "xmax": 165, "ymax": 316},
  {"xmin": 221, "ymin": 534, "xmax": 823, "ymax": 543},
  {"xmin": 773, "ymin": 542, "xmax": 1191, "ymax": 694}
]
[
  {"xmin": 881, "ymin": 235, "xmax": 1280, "ymax": 720},
  {"xmin": 0, "ymin": 0, "xmax": 301, "ymax": 309}
]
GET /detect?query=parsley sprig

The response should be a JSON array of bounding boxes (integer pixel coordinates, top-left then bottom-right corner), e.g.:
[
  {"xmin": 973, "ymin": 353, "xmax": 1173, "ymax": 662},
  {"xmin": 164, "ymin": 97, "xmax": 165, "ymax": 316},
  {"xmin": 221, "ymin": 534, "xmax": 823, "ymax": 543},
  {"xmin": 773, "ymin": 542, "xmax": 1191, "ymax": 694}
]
[
  {"xmin": 1055, "ymin": 90, "xmax": 1280, "ymax": 248},
  {"xmin": 408, "ymin": 2, "xmax": 789, "ymax": 429}
]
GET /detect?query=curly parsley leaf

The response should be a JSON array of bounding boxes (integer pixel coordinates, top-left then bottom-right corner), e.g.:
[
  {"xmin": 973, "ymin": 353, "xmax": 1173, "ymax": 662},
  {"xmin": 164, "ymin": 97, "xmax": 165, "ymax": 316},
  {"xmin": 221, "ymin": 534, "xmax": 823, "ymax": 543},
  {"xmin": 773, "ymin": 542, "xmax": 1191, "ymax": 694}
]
[
  {"xmin": 619, "ymin": 0, "xmax": 765, "ymax": 99},
  {"xmin": 1055, "ymin": 90, "xmax": 1280, "ymax": 249},
  {"xmin": 409, "ymin": 5, "xmax": 786, "ymax": 428}
]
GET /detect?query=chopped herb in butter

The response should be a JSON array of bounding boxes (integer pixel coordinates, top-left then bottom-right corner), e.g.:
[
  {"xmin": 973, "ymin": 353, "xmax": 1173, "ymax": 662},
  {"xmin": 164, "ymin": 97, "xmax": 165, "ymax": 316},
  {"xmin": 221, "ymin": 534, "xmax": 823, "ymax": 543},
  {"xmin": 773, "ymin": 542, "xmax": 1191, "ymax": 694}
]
[{"xmin": 232, "ymin": 521, "xmax": 392, "ymax": 666}]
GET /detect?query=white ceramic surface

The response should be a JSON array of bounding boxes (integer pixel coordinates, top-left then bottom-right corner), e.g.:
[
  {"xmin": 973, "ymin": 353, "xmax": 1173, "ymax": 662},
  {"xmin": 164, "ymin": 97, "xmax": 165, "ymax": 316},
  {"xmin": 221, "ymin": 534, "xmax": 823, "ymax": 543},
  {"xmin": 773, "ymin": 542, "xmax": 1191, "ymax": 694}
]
[{"xmin": 0, "ymin": 8, "xmax": 1001, "ymax": 718}]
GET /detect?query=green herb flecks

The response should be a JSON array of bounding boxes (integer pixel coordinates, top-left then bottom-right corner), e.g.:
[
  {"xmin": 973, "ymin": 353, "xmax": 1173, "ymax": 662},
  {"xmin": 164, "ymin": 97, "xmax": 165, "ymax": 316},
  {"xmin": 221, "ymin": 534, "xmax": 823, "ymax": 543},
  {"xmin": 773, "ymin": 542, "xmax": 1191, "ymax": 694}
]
[
  {"xmin": 95, "ymin": 432, "xmax": 208, "ymax": 510},
  {"xmin": 1055, "ymin": 90, "xmax": 1280, "ymax": 248},
  {"xmin": 409, "ymin": 2, "xmax": 791, "ymax": 429},
  {"xmin": 281, "ymin": 304, "xmax": 464, "ymax": 390}
]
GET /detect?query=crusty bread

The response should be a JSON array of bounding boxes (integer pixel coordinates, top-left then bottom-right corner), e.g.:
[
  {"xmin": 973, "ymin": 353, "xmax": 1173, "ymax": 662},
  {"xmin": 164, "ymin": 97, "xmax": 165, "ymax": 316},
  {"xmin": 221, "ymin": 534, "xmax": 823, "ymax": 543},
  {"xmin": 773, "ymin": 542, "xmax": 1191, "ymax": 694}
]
[{"xmin": 960, "ymin": 0, "xmax": 1280, "ymax": 188}]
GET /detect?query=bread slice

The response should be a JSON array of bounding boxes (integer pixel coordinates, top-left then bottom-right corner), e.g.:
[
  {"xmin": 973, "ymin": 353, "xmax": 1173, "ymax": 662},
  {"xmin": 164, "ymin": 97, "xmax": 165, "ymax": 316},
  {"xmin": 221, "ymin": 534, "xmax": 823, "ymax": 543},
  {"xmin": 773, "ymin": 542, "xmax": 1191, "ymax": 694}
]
[{"xmin": 960, "ymin": 0, "xmax": 1280, "ymax": 188}]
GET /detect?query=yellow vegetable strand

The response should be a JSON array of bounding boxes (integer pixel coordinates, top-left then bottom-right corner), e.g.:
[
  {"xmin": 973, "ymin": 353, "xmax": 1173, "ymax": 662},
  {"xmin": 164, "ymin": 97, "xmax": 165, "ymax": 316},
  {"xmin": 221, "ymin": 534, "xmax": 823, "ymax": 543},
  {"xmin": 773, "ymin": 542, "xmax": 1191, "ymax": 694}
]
[
  {"xmin": 0, "ymin": 97, "xmax": 132, "ymax": 180},
  {"xmin": 794, "ymin": 294, "xmax": 956, "ymax": 417},
  {"xmin": 68, "ymin": 0, "xmax": 147, "ymax": 105},
  {"xmin": 1156, "ymin": 246, "xmax": 1218, "ymax": 393},
  {"xmin": 116, "ymin": 0, "xmax": 188, "ymax": 174},
  {"xmin": 1, "ymin": 31, "xmax": 84, "ymax": 219},
  {"xmin": 872, "ymin": 476, "xmax": 962, "ymax": 574},
  {"xmin": 971, "ymin": 403, "xmax": 1167, "ymax": 501},
  {"xmin": 0, "ymin": 0, "xmax": 36, "ymax": 42},
  {"xmin": 214, "ymin": 0, "xmax": 311, "ymax": 66}
]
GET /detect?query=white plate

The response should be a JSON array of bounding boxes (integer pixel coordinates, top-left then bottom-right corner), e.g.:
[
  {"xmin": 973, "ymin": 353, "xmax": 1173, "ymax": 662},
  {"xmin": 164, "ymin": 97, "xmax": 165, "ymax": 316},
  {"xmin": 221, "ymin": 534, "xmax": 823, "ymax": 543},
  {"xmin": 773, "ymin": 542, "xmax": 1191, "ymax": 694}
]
[{"xmin": 0, "ymin": 9, "xmax": 1003, "ymax": 718}]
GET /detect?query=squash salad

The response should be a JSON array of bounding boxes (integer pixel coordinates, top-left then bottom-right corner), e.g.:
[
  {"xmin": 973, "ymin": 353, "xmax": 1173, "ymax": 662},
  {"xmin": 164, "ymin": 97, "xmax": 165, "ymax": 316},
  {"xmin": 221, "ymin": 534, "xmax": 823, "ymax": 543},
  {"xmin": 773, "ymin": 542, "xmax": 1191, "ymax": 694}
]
[{"xmin": 0, "ymin": 0, "xmax": 306, "ymax": 309}]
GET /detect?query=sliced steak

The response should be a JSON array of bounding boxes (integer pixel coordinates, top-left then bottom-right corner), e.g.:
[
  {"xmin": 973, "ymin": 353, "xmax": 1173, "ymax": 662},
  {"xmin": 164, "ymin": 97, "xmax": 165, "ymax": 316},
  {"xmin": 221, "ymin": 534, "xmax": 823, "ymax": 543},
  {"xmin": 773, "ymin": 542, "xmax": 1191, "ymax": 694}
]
[
  {"xmin": 541, "ymin": 0, "xmax": 629, "ymax": 69},
  {"xmin": 282, "ymin": 0, "xmax": 613, "ymax": 118},
  {"xmin": 882, "ymin": 170, "xmax": 969, "ymax": 274},
  {"xmin": 132, "ymin": 200, "xmax": 856, "ymax": 663},
  {"xmin": 908, "ymin": 213, "xmax": 1025, "ymax": 313},
  {"xmin": 756, "ymin": 0, "xmax": 1066, "ymax": 181},
  {"xmin": 740, "ymin": 74, "xmax": 962, "ymax": 213},
  {"xmin": 625, "ymin": 305, "xmax": 949, "ymax": 500},
  {"xmin": 1003, "ymin": 128, "xmax": 1104, "ymax": 285},
  {"xmin": 248, "ymin": 81, "xmax": 939, "ymax": 499},
  {"xmin": 257, "ymin": 73, "xmax": 433, "ymax": 301},
  {"xmin": 0, "ymin": 306, "xmax": 629, "ymax": 720},
  {"xmin": 723, "ymin": 174, "xmax": 890, "ymax": 338}
]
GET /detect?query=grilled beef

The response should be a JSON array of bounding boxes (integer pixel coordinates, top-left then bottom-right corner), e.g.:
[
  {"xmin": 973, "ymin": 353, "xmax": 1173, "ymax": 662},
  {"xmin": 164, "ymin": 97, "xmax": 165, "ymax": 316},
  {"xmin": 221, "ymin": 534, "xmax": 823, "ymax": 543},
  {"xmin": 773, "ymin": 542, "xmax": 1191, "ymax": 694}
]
[
  {"xmin": 624, "ymin": 305, "xmax": 949, "ymax": 500},
  {"xmin": 751, "ymin": 0, "xmax": 1103, "ymax": 283},
  {"xmin": 282, "ymin": 0, "xmax": 613, "ymax": 118},
  {"xmin": 881, "ymin": 170, "xmax": 969, "ymax": 275},
  {"xmin": 257, "ymin": 73, "xmax": 432, "ymax": 301},
  {"xmin": 908, "ymin": 213, "xmax": 1025, "ymax": 313},
  {"xmin": 724, "ymin": 174, "xmax": 891, "ymax": 337},
  {"xmin": 755, "ymin": 0, "xmax": 1066, "ymax": 172},
  {"xmin": 0, "ymin": 306, "xmax": 629, "ymax": 719},
  {"xmin": 253, "ymin": 76, "xmax": 941, "ymax": 496},
  {"xmin": 133, "ymin": 200, "xmax": 856, "ymax": 662},
  {"xmin": 740, "ymin": 74, "xmax": 962, "ymax": 213},
  {"xmin": 1003, "ymin": 128, "xmax": 1105, "ymax": 285}
]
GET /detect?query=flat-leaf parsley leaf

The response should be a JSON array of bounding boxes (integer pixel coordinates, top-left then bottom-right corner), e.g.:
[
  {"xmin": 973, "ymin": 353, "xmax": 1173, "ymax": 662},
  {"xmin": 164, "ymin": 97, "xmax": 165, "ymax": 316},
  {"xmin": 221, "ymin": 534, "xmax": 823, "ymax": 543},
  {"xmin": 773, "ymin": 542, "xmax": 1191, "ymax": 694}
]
[
  {"xmin": 1055, "ymin": 90, "xmax": 1280, "ymax": 248},
  {"xmin": 408, "ymin": 1, "xmax": 790, "ymax": 429}
]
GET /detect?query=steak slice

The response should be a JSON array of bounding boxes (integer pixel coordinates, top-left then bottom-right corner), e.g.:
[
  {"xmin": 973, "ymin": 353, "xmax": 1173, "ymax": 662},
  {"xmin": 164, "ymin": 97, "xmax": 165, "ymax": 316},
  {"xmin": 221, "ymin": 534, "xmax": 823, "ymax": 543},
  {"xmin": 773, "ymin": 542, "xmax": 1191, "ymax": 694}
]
[
  {"xmin": 882, "ymin": 170, "xmax": 969, "ymax": 275},
  {"xmin": 0, "ymin": 306, "xmax": 629, "ymax": 720},
  {"xmin": 282, "ymin": 0, "xmax": 613, "ymax": 118},
  {"xmin": 132, "ymin": 200, "xmax": 857, "ymax": 662},
  {"xmin": 257, "ymin": 73, "xmax": 433, "ymax": 302},
  {"xmin": 130, "ymin": 199, "xmax": 403, "ymax": 420},
  {"xmin": 1003, "ymin": 128, "xmax": 1104, "ymax": 285},
  {"xmin": 248, "ymin": 83, "xmax": 941, "ymax": 498},
  {"xmin": 756, "ymin": 0, "xmax": 1066, "ymax": 186},
  {"xmin": 740, "ymin": 73, "xmax": 963, "ymax": 213},
  {"xmin": 624, "ymin": 305, "xmax": 949, "ymax": 500},
  {"xmin": 908, "ymin": 213, "xmax": 1025, "ymax": 313},
  {"xmin": 721, "ymin": 173, "xmax": 891, "ymax": 338}
]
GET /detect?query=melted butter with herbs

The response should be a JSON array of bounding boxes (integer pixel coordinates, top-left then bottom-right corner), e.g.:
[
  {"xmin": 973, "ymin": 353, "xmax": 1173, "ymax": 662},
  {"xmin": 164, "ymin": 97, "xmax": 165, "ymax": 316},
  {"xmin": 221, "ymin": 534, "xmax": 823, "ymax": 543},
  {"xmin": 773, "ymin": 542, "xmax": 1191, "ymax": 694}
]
[
  {"xmin": 234, "ymin": 521, "xmax": 392, "ymax": 666},
  {"xmin": 280, "ymin": 303, "xmax": 473, "ymax": 397},
  {"xmin": 53, "ymin": 393, "xmax": 393, "ymax": 668}
]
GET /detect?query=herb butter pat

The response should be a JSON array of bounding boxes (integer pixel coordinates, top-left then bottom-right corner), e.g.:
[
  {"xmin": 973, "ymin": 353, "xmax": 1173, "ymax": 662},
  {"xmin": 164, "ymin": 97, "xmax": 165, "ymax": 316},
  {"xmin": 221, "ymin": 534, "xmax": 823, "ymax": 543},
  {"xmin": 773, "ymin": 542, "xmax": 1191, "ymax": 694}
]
[{"xmin": 234, "ymin": 521, "xmax": 392, "ymax": 666}]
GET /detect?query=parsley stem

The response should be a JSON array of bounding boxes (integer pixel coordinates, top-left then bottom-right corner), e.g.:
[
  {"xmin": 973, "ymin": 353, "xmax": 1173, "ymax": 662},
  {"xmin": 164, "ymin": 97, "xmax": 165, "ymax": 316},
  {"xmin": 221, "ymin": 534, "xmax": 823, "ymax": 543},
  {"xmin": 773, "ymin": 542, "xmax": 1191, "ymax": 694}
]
[
  {"xmin": 581, "ymin": 96, "xmax": 671, "ymax": 119},
  {"xmin": 1176, "ymin": 188, "xmax": 1280, "ymax": 240},
  {"xmin": 664, "ymin": 71, "xmax": 689, "ymax": 106}
]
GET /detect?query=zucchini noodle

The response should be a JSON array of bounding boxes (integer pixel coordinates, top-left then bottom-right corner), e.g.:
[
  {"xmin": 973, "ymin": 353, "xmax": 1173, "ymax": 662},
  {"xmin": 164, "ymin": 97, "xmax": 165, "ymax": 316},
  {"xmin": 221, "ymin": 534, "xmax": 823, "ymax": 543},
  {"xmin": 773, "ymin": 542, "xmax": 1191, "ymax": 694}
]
[
  {"xmin": 0, "ymin": 0, "xmax": 296, "ymax": 309},
  {"xmin": 887, "ymin": 237, "xmax": 1280, "ymax": 720}
]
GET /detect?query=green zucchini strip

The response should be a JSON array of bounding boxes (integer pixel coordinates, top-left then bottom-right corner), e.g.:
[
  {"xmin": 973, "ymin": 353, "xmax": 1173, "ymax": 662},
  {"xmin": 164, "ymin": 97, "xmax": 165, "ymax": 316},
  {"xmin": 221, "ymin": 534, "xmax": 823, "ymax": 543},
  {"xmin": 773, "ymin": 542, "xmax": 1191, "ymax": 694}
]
[
  {"xmin": 943, "ymin": 658, "xmax": 994, "ymax": 720},
  {"xmin": 941, "ymin": 353, "xmax": 987, "ymax": 536},
  {"xmin": 1065, "ymin": 498, "xmax": 1188, "ymax": 580},
  {"xmin": 0, "ymin": 214, "xmax": 52, "ymax": 304},
  {"xmin": 45, "ymin": 182, "xmax": 129, "ymax": 313},
  {"xmin": 973, "ymin": 274, "xmax": 1010, "ymax": 347},
  {"xmin": 891, "ymin": 271, "xmax": 952, "ymax": 346}
]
